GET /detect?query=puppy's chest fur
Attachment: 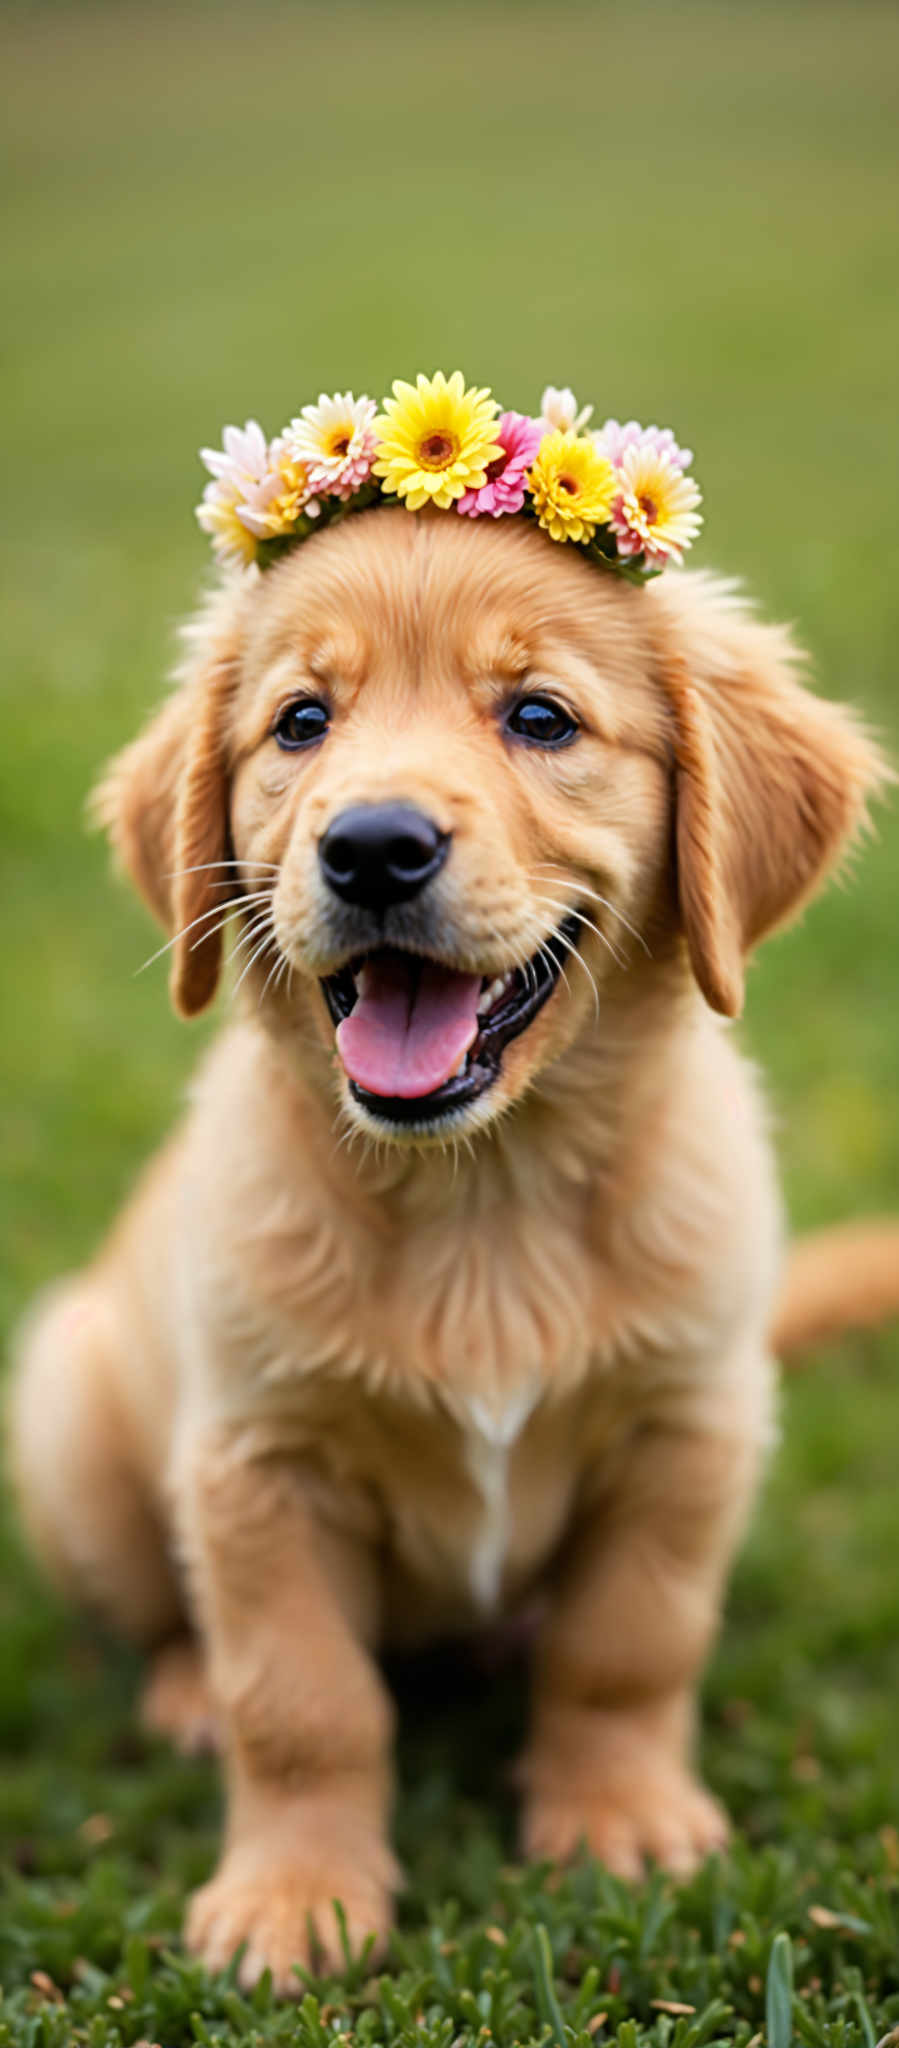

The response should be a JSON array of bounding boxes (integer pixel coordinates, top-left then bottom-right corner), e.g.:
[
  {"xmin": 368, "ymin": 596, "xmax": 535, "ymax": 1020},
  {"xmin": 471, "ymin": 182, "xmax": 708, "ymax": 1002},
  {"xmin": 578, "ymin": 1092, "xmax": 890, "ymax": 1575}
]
[
  {"xmin": 377, "ymin": 1378, "xmax": 592, "ymax": 1628},
  {"xmin": 256, "ymin": 1364, "xmax": 630, "ymax": 1637},
  {"xmin": 242, "ymin": 1142, "xmax": 605, "ymax": 1400},
  {"xmin": 227, "ymin": 1171, "xmax": 648, "ymax": 1629}
]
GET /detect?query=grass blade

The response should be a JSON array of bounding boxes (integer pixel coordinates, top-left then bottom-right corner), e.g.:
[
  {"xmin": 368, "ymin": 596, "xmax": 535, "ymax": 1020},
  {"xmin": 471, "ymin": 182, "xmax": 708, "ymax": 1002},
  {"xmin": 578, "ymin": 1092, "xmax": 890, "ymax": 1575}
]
[{"xmin": 766, "ymin": 1931, "xmax": 794, "ymax": 2048}]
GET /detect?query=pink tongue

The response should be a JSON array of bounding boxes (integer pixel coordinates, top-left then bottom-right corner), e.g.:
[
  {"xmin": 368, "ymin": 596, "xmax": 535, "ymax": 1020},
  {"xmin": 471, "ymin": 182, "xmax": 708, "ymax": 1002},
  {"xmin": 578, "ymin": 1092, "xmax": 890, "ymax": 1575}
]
[{"xmin": 336, "ymin": 953, "xmax": 482, "ymax": 1099}]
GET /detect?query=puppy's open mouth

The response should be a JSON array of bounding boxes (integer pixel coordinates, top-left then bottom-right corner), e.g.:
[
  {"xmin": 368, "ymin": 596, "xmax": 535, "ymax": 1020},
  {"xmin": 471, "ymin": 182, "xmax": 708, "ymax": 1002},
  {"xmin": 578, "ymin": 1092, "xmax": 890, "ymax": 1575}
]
[{"xmin": 321, "ymin": 914, "xmax": 581, "ymax": 1125}]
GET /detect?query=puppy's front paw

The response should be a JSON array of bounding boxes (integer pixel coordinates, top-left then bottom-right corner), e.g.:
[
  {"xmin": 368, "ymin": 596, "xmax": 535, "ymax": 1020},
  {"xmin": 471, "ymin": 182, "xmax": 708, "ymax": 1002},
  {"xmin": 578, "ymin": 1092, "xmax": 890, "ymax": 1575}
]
[
  {"xmin": 185, "ymin": 1823, "xmax": 397, "ymax": 1992},
  {"xmin": 525, "ymin": 1768, "xmax": 728, "ymax": 1879},
  {"xmin": 523, "ymin": 1721, "xmax": 729, "ymax": 1882}
]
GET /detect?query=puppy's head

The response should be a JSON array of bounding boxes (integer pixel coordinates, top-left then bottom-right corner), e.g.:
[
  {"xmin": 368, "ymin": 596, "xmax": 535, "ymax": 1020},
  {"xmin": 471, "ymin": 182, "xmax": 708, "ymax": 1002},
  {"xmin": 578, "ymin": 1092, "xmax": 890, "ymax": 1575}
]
[{"xmin": 96, "ymin": 509, "xmax": 886, "ymax": 1143}]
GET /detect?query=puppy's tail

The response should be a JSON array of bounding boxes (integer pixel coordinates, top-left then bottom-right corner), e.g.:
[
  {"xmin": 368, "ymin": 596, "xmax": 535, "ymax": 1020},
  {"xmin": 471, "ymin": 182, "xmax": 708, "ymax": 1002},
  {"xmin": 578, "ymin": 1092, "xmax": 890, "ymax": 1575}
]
[{"xmin": 772, "ymin": 1218, "xmax": 899, "ymax": 1361}]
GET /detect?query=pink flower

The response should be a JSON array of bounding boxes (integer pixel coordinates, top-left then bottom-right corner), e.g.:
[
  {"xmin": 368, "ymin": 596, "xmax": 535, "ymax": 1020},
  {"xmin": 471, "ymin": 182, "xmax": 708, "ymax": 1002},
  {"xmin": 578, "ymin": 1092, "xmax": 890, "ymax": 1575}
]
[
  {"xmin": 596, "ymin": 418, "xmax": 693, "ymax": 473},
  {"xmin": 456, "ymin": 411, "xmax": 543, "ymax": 517}
]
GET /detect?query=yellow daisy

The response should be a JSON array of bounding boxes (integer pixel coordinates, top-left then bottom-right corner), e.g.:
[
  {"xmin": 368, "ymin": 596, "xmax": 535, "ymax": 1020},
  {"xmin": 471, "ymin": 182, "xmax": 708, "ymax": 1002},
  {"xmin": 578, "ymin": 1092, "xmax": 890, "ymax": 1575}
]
[
  {"xmin": 528, "ymin": 430, "xmax": 618, "ymax": 544},
  {"xmin": 373, "ymin": 370, "xmax": 503, "ymax": 511}
]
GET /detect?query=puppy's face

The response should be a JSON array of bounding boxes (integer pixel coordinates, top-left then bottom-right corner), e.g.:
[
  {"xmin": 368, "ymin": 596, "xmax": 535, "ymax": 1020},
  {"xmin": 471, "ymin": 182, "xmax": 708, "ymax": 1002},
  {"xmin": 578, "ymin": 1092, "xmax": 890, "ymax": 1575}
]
[
  {"xmin": 225, "ymin": 511, "xmax": 673, "ymax": 1140},
  {"xmin": 100, "ymin": 505, "xmax": 880, "ymax": 1148}
]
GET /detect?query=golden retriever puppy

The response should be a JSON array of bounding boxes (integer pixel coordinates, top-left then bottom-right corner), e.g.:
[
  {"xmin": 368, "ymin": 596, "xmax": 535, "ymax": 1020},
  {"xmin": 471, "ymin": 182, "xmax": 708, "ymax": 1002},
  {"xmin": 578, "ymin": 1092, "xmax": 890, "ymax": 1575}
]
[{"xmin": 7, "ymin": 509, "xmax": 887, "ymax": 1991}]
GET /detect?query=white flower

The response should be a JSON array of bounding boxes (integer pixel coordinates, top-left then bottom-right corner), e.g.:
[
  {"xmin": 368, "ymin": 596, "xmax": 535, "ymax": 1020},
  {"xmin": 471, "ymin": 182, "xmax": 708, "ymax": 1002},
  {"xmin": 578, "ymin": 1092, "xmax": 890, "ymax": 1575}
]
[
  {"xmin": 199, "ymin": 419, "xmax": 270, "ymax": 489},
  {"xmin": 196, "ymin": 424, "xmax": 319, "ymax": 563},
  {"xmin": 538, "ymin": 385, "xmax": 594, "ymax": 436},
  {"xmin": 235, "ymin": 436, "xmax": 320, "ymax": 540},
  {"xmin": 284, "ymin": 391, "xmax": 378, "ymax": 499}
]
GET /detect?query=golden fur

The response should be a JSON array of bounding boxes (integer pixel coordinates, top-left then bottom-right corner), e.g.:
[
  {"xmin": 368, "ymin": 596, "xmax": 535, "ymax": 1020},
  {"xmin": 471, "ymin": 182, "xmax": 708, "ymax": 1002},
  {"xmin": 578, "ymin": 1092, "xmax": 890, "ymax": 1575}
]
[{"xmin": 7, "ymin": 510, "xmax": 894, "ymax": 1990}]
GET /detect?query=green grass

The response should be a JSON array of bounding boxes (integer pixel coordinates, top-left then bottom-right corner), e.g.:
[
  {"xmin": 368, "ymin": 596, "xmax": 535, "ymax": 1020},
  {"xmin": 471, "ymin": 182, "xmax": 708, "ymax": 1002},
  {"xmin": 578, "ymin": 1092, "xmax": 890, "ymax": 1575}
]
[{"xmin": 2, "ymin": 3, "xmax": 899, "ymax": 2042}]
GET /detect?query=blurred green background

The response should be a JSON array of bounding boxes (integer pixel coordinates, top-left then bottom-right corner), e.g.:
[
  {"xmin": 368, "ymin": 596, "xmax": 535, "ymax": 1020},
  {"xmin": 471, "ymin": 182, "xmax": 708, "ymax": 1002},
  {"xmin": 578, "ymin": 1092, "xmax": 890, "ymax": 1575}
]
[{"xmin": 1, "ymin": 4, "xmax": 898, "ymax": 2041}]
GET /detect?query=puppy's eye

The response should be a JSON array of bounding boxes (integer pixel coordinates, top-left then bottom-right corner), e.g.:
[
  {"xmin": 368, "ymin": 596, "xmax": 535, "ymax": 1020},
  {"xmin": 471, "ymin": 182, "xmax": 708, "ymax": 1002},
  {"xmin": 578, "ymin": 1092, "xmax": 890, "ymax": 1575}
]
[
  {"xmin": 273, "ymin": 698, "xmax": 330, "ymax": 750},
  {"xmin": 505, "ymin": 694, "xmax": 578, "ymax": 748}
]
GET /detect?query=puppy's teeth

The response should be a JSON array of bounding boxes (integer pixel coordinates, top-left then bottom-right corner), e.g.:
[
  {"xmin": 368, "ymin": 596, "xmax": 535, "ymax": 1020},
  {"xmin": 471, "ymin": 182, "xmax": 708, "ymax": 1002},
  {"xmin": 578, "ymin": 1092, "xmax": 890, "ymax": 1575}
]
[
  {"xmin": 448, "ymin": 1050, "xmax": 470, "ymax": 1078},
  {"xmin": 477, "ymin": 975, "xmax": 508, "ymax": 1016},
  {"xmin": 356, "ymin": 962, "xmax": 371, "ymax": 996}
]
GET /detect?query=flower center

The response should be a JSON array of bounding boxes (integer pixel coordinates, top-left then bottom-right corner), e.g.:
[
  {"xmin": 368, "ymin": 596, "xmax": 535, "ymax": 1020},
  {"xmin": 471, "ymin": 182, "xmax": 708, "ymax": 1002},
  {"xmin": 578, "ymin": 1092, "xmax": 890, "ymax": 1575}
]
[
  {"xmin": 418, "ymin": 431, "xmax": 457, "ymax": 469},
  {"xmin": 638, "ymin": 492, "xmax": 658, "ymax": 523},
  {"xmin": 328, "ymin": 431, "xmax": 352, "ymax": 457},
  {"xmin": 267, "ymin": 459, "xmax": 307, "ymax": 529},
  {"xmin": 557, "ymin": 473, "xmax": 578, "ymax": 496}
]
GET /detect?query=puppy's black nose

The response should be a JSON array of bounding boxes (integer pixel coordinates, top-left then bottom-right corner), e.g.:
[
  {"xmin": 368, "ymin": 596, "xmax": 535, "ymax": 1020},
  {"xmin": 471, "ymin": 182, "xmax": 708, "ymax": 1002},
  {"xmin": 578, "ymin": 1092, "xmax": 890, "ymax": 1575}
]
[{"xmin": 319, "ymin": 803, "xmax": 450, "ymax": 912}]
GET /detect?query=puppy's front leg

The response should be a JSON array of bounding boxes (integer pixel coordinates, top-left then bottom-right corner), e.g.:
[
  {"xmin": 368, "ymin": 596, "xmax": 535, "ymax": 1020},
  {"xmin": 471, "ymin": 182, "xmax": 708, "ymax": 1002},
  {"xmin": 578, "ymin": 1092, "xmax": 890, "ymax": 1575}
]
[
  {"xmin": 523, "ymin": 1407, "xmax": 766, "ymax": 1878},
  {"xmin": 179, "ymin": 1437, "xmax": 398, "ymax": 1992}
]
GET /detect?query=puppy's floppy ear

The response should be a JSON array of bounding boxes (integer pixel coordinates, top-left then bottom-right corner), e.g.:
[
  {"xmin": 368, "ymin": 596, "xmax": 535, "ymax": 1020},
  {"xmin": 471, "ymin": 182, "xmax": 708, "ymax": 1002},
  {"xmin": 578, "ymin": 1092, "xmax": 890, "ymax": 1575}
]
[
  {"xmin": 650, "ymin": 575, "xmax": 890, "ymax": 1017},
  {"xmin": 91, "ymin": 590, "xmax": 242, "ymax": 1018}
]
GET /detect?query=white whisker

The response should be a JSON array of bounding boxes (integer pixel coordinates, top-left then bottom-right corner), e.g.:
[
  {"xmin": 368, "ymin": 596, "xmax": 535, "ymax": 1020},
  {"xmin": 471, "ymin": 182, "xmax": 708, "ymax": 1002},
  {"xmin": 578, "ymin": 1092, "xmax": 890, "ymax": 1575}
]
[
  {"xmin": 531, "ymin": 891, "xmax": 627, "ymax": 973},
  {"xmin": 534, "ymin": 938, "xmax": 577, "ymax": 1011},
  {"xmin": 164, "ymin": 860, "xmax": 280, "ymax": 880},
  {"xmin": 188, "ymin": 891, "xmax": 275, "ymax": 953},
  {"xmin": 231, "ymin": 919, "xmax": 278, "ymax": 999},
  {"xmin": 546, "ymin": 932, "xmax": 601, "ymax": 1019},
  {"xmin": 259, "ymin": 946, "xmax": 289, "ymax": 1004},
  {"xmin": 226, "ymin": 911, "xmax": 273, "ymax": 960},
  {"xmin": 483, "ymin": 921, "xmax": 538, "ymax": 994},
  {"xmin": 278, "ymin": 954, "xmax": 296, "ymax": 1003},
  {"xmin": 135, "ymin": 890, "xmax": 274, "ymax": 975},
  {"xmin": 531, "ymin": 864, "xmax": 651, "ymax": 955},
  {"xmin": 561, "ymin": 940, "xmax": 601, "ymax": 1017}
]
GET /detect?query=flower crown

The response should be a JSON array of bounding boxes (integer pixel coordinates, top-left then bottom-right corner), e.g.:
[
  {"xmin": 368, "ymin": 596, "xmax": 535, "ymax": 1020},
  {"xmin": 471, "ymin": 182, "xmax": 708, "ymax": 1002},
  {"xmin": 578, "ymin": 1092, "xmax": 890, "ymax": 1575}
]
[{"xmin": 196, "ymin": 372, "xmax": 702, "ymax": 586}]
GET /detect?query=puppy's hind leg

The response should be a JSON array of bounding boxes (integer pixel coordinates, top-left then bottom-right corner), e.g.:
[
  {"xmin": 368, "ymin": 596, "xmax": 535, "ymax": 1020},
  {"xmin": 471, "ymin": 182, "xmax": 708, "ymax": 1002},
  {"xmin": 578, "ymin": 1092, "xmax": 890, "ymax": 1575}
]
[
  {"xmin": 7, "ymin": 1278, "xmax": 182, "ymax": 1644},
  {"xmin": 140, "ymin": 1635, "xmax": 220, "ymax": 1756}
]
